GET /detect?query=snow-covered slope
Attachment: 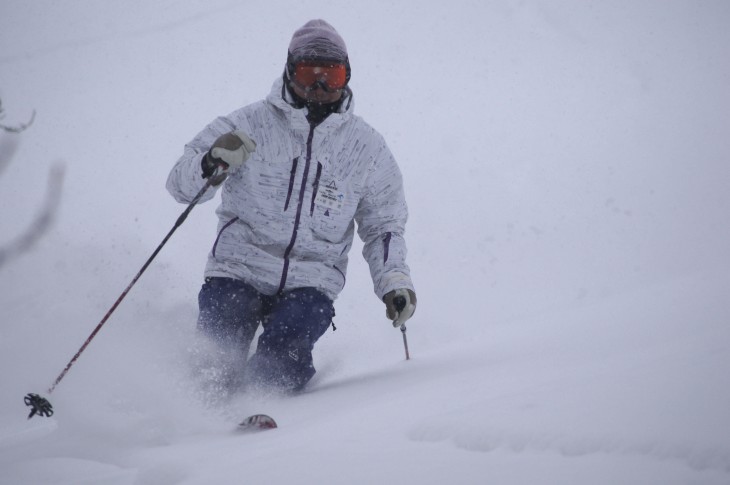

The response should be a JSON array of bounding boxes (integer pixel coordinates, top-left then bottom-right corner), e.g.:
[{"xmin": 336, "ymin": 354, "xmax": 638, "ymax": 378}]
[{"xmin": 1, "ymin": 1, "xmax": 729, "ymax": 484}]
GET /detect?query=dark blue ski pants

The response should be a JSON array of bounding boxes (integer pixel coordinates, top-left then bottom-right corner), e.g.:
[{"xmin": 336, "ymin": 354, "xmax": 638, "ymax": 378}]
[{"xmin": 197, "ymin": 277, "xmax": 334, "ymax": 392}]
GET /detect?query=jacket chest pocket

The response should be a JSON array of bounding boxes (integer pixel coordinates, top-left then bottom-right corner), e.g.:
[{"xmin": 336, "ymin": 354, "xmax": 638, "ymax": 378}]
[
  {"xmin": 312, "ymin": 213, "xmax": 354, "ymax": 243},
  {"xmin": 310, "ymin": 182, "xmax": 358, "ymax": 243}
]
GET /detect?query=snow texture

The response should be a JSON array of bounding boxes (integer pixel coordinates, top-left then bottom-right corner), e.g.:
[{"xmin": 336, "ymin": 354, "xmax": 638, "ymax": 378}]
[{"xmin": 1, "ymin": 1, "xmax": 729, "ymax": 484}]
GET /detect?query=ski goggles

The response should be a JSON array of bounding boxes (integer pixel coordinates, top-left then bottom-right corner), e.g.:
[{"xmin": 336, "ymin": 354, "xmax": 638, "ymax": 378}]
[{"xmin": 291, "ymin": 60, "xmax": 349, "ymax": 92}]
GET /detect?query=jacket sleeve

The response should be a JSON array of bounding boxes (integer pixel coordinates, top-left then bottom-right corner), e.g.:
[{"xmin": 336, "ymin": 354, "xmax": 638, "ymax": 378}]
[
  {"xmin": 166, "ymin": 115, "xmax": 239, "ymax": 204},
  {"xmin": 355, "ymin": 136, "xmax": 414, "ymax": 300}
]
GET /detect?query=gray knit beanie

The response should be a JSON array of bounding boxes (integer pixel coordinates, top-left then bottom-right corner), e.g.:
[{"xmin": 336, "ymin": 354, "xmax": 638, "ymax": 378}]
[{"xmin": 288, "ymin": 19, "xmax": 348, "ymax": 63}]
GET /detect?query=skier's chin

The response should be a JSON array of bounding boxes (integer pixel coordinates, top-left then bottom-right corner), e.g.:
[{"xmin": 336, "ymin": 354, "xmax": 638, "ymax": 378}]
[{"xmin": 305, "ymin": 93, "xmax": 340, "ymax": 105}]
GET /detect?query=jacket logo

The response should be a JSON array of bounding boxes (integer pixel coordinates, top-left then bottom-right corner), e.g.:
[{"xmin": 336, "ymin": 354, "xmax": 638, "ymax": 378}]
[{"xmin": 316, "ymin": 179, "xmax": 345, "ymax": 214}]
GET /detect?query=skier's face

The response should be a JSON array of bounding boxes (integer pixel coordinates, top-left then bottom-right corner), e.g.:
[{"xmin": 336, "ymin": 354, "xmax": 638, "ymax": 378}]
[
  {"xmin": 290, "ymin": 80, "xmax": 343, "ymax": 105},
  {"xmin": 289, "ymin": 60, "xmax": 346, "ymax": 105}
]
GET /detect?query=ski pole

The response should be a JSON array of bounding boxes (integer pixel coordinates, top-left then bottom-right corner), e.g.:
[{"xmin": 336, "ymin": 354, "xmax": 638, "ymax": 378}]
[
  {"xmin": 393, "ymin": 295, "xmax": 411, "ymax": 361},
  {"xmin": 24, "ymin": 175, "xmax": 221, "ymax": 419},
  {"xmin": 400, "ymin": 324, "xmax": 410, "ymax": 361}
]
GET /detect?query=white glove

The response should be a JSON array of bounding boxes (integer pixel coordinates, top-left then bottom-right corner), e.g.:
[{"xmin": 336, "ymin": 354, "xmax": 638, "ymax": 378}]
[
  {"xmin": 383, "ymin": 288, "xmax": 417, "ymax": 328},
  {"xmin": 203, "ymin": 130, "xmax": 256, "ymax": 184}
]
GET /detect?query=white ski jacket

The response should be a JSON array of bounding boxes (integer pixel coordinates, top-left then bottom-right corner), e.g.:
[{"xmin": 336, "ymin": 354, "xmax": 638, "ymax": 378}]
[{"xmin": 167, "ymin": 77, "xmax": 413, "ymax": 301}]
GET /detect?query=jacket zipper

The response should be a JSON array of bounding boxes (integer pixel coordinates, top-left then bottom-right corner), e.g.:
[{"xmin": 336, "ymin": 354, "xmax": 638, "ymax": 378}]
[
  {"xmin": 333, "ymin": 265, "xmax": 346, "ymax": 288},
  {"xmin": 278, "ymin": 124, "xmax": 316, "ymax": 293},
  {"xmin": 284, "ymin": 157, "xmax": 299, "ymax": 211},
  {"xmin": 383, "ymin": 232, "xmax": 392, "ymax": 264},
  {"xmin": 309, "ymin": 162, "xmax": 323, "ymax": 216},
  {"xmin": 212, "ymin": 217, "xmax": 239, "ymax": 258}
]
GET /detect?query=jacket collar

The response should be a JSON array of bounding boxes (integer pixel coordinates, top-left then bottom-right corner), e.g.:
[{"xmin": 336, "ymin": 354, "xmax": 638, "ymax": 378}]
[{"xmin": 266, "ymin": 76, "xmax": 354, "ymax": 131}]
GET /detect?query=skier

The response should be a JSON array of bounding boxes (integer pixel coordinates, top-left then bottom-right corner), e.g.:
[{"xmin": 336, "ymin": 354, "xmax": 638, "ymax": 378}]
[{"xmin": 167, "ymin": 19, "xmax": 416, "ymax": 393}]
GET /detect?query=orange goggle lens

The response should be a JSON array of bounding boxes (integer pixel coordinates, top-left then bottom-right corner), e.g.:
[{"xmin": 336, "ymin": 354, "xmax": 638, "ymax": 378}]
[{"xmin": 292, "ymin": 61, "xmax": 348, "ymax": 91}]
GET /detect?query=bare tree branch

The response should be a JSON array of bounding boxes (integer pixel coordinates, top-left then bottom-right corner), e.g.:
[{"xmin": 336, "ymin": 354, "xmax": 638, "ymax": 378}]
[
  {"xmin": 0, "ymin": 97, "xmax": 64, "ymax": 269},
  {"xmin": 0, "ymin": 132, "xmax": 19, "ymax": 176},
  {"xmin": 0, "ymin": 98, "xmax": 36, "ymax": 133},
  {"xmin": 0, "ymin": 164, "xmax": 65, "ymax": 269}
]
